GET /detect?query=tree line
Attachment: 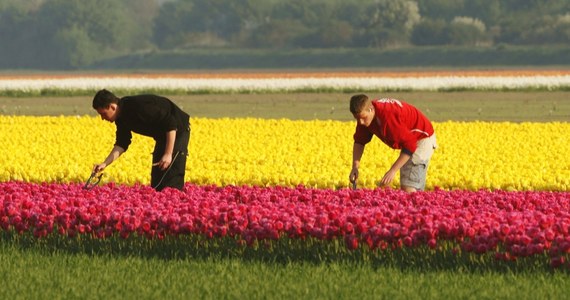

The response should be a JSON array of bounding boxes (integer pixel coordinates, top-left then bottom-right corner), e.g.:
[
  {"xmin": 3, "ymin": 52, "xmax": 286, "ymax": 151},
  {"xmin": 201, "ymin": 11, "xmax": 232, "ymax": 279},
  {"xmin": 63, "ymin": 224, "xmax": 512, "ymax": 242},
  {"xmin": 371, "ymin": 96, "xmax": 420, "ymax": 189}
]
[{"xmin": 1, "ymin": 0, "xmax": 569, "ymax": 69}]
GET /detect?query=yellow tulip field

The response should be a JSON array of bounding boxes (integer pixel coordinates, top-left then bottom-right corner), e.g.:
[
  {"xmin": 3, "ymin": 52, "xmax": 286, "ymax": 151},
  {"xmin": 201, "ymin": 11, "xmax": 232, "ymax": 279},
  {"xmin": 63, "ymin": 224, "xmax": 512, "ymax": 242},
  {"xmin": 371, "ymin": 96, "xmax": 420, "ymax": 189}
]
[{"xmin": 1, "ymin": 116, "xmax": 567, "ymax": 191}]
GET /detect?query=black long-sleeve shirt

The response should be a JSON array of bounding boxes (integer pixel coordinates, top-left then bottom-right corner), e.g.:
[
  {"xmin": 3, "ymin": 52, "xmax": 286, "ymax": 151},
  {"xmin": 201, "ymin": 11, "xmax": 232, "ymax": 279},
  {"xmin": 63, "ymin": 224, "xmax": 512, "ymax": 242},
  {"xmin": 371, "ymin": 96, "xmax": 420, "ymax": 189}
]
[{"xmin": 114, "ymin": 94, "xmax": 190, "ymax": 151}]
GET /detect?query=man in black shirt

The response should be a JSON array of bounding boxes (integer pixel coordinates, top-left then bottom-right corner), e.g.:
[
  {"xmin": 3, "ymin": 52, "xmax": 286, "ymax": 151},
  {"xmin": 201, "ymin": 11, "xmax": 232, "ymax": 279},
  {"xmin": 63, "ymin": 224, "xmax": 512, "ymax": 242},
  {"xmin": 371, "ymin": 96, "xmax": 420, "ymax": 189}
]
[{"xmin": 92, "ymin": 89, "xmax": 191, "ymax": 191}]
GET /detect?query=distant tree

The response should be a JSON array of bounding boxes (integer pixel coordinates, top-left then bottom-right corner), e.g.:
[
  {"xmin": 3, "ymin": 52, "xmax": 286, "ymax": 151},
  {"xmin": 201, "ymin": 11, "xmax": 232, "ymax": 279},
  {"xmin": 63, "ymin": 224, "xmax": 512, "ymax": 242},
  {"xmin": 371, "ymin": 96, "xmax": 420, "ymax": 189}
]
[
  {"xmin": 317, "ymin": 20, "xmax": 355, "ymax": 47},
  {"xmin": 249, "ymin": 19, "xmax": 310, "ymax": 48},
  {"xmin": 463, "ymin": 0, "xmax": 502, "ymax": 26},
  {"xmin": 0, "ymin": 3, "xmax": 45, "ymax": 68},
  {"xmin": 501, "ymin": 0, "xmax": 556, "ymax": 12},
  {"xmin": 183, "ymin": 0, "xmax": 243, "ymax": 40},
  {"xmin": 271, "ymin": 0, "xmax": 321, "ymax": 26},
  {"xmin": 153, "ymin": 0, "xmax": 250, "ymax": 48},
  {"xmin": 556, "ymin": 13, "xmax": 570, "ymax": 43},
  {"xmin": 51, "ymin": 26, "xmax": 99, "ymax": 67},
  {"xmin": 231, "ymin": 0, "xmax": 277, "ymax": 46},
  {"xmin": 447, "ymin": 16, "xmax": 488, "ymax": 46},
  {"xmin": 411, "ymin": 18, "xmax": 448, "ymax": 45},
  {"xmin": 122, "ymin": 0, "xmax": 160, "ymax": 49},
  {"xmin": 34, "ymin": 0, "xmax": 137, "ymax": 67},
  {"xmin": 513, "ymin": 13, "xmax": 570, "ymax": 44},
  {"xmin": 354, "ymin": 0, "xmax": 420, "ymax": 47},
  {"xmin": 0, "ymin": 0, "xmax": 45, "ymax": 11},
  {"xmin": 417, "ymin": 0, "xmax": 465, "ymax": 21},
  {"xmin": 245, "ymin": 0, "xmax": 349, "ymax": 48},
  {"xmin": 269, "ymin": 0, "xmax": 354, "ymax": 48},
  {"xmin": 38, "ymin": 0, "xmax": 130, "ymax": 47},
  {"xmin": 496, "ymin": 10, "xmax": 570, "ymax": 45},
  {"xmin": 336, "ymin": 0, "xmax": 368, "ymax": 23},
  {"xmin": 152, "ymin": 0, "xmax": 194, "ymax": 48}
]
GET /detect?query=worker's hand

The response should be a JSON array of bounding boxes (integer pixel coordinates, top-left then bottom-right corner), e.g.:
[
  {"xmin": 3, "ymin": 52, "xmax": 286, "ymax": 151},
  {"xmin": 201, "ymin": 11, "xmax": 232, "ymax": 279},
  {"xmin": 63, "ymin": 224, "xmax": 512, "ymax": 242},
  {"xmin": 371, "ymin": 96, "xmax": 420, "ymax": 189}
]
[
  {"xmin": 379, "ymin": 169, "xmax": 397, "ymax": 187},
  {"xmin": 349, "ymin": 167, "xmax": 359, "ymax": 183},
  {"xmin": 153, "ymin": 154, "xmax": 172, "ymax": 171},
  {"xmin": 93, "ymin": 163, "xmax": 106, "ymax": 174}
]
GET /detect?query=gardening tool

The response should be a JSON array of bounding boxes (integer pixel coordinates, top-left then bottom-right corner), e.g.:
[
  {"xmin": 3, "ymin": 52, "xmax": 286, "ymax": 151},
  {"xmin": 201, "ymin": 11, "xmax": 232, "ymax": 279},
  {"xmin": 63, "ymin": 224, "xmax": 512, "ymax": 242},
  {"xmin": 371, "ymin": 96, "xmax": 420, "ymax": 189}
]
[{"xmin": 83, "ymin": 172, "xmax": 103, "ymax": 190}]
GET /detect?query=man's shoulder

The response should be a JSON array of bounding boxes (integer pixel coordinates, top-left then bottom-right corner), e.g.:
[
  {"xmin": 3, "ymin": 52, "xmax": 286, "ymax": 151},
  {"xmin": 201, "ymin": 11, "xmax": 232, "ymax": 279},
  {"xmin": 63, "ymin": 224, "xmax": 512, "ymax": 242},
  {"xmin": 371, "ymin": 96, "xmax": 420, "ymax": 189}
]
[
  {"xmin": 121, "ymin": 94, "xmax": 171, "ymax": 107},
  {"xmin": 373, "ymin": 98, "xmax": 405, "ymax": 108},
  {"xmin": 122, "ymin": 94, "xmax": 162, "ymax": 101}
]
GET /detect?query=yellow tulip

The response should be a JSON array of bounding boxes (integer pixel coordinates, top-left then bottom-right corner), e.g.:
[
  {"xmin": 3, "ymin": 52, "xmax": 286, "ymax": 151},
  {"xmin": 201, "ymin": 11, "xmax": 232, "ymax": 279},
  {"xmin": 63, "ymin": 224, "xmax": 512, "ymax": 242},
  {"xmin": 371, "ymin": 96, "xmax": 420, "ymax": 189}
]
[{"xmin": 0, "ymin": 116, "xmax": 567, "ymax": 191}]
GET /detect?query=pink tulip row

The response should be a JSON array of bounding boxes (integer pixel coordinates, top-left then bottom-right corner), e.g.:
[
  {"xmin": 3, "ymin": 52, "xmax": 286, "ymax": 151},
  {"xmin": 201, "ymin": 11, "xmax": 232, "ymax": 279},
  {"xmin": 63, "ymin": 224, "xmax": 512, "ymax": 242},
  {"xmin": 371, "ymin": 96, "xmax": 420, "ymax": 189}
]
[{"xmin": 1, "ymin": 182, "xmax": 569, "ymax": 267}]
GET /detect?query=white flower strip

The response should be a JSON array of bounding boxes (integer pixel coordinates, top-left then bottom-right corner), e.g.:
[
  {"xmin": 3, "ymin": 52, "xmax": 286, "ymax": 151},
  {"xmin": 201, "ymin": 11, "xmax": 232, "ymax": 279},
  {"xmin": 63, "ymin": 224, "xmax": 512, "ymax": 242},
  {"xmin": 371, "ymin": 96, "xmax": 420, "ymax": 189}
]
[{"xmin": 1, "ymin": 75, "xmax": 570, "ymax": 92}]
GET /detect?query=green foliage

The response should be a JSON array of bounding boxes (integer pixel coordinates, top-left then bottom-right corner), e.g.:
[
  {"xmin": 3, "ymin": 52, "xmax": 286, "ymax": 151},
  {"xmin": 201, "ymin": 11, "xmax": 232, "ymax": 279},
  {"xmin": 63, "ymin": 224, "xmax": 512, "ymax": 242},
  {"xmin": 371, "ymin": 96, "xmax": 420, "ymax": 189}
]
[
  {"xmin": 0, "ymin": 0, "xmax": 155, "ymax": 69},
  {"xmin": 153, "ymin": 0, "xmax": 195, "ymax": 48},
  {"xmin": 411, "ymin": 19, "xmax": 448, "ymax": 45},
  {"xmin": 0, "ymin": 233, "xmax": 569, "ymax": 299},
  {"xmin": 0, "ymin": 2, "xmax": 48, "ymax": 68},
  {"xmin": 38, "ymin": 0, "xmax": 128, "ymax": 46},
  {"xmin": 463, "ymin": 0, "xmax": 502, "ymax": 25},
  {"xmin": 417, "ymin": 0, "xmax": 466, "ymax": 21},
  {"xmin": 154, "ymin": 0, "xmax": 272, "ymax": 49},
  {"xmin": 447, "ymin": 17, "xmax": 488, "ymax": 46},
  {"xmin": 498, "ymin": 12, "xmax": 570, "ymax": 45},
  {"xmin": 51, "ymin": 26, "xmax": 99, "ymax": 68},
  {"xmin": 0, "ymin": 0, "xmax": 569, "ymax": 69},
  {"xmin": 120, "ymin": 0, "xmax": 159, "ymax": 50},
  {"xmin": 309, "ymin": 20, "xmax": 355, "ymax": 48},
  {"xmin": 250, "ymin": 19, "xmax": 311, "ymax": 48},
  {"xmin": 354, "ymin": 0, "xmax": 420, "ymax": 47}
]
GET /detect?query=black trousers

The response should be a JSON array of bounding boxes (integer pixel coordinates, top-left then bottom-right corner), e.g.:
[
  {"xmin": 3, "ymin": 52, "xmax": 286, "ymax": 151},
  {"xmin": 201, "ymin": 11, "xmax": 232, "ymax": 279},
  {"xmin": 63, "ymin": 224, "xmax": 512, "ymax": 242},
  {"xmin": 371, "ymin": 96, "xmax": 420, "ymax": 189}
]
[{"xmin": 151, "ymin": 125, "xmax": 190, "ymax": 191}]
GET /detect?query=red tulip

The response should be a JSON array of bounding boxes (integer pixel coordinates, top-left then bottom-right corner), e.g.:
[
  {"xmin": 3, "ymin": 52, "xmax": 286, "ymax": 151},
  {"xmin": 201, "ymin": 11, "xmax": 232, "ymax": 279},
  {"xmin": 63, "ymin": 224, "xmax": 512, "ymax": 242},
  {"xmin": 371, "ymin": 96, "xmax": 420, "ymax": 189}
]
[
  {"xmin": 345, "ymin": 234, "xmax": 358, "ymax": 250},
  {"xmin": 550, "ymin": 256, "xmax": 566, "ymax": 268}
]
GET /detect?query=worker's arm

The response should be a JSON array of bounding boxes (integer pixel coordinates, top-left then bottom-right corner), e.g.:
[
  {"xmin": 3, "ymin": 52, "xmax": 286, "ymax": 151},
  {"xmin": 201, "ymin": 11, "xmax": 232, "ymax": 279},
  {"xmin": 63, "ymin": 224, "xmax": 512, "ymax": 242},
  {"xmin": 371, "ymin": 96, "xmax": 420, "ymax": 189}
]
[
  {"xmin": 93, "ymin": 145, "xmax": 125, "ymax": 173},
  {"xmin": 379, "ymin": 150, "xmax": 411, "ymax": 187},
  {"xmin": 153, "ymin": 130, "xmax": 176, "ymax": 171},
  {"xmin": 349, "ymin": 142, "xmax": 365, "ymax": 183}
]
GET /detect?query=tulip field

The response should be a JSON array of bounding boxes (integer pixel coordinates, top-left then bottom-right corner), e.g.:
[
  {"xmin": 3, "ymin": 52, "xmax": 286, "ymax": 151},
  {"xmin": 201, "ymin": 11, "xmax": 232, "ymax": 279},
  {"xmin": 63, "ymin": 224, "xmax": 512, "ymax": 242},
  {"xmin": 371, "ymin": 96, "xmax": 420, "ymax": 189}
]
[
  {"xmin": 1, "ymin": 70, "xmax": 570, "ymax": 96},
  {"xmin": 1, "ymin": 70, "xmax": 569, "ymax": 299}
]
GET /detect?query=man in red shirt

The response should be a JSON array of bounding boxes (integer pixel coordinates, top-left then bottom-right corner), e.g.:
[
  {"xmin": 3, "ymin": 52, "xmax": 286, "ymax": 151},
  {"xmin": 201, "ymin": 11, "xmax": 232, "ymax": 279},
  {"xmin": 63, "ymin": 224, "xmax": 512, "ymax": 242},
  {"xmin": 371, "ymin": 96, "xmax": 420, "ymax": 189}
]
[{"xmin": 349, "ymin": 94, "xmax": 437, "ymax": 192}]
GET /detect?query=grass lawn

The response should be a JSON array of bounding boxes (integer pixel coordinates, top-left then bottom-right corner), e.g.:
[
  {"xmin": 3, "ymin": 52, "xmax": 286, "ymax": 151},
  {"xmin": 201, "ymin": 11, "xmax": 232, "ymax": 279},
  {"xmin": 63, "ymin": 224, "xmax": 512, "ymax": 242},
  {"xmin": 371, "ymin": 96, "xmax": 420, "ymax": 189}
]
[
  {"xmin": 1, "ymin": 91, "xmax": 569, "ymax": 299},
  {"xmin": 1, "ymin": 241, "xmax": 568, "ymax": 300}
]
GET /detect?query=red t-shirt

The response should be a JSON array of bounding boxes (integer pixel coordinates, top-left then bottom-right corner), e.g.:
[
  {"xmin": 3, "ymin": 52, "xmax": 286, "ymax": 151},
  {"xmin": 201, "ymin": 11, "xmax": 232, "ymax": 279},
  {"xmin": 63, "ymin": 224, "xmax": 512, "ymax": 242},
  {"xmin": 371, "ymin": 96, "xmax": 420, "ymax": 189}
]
[{"xmin": 353, "ymin": 98, "xmax": 434, "ymax": 153}]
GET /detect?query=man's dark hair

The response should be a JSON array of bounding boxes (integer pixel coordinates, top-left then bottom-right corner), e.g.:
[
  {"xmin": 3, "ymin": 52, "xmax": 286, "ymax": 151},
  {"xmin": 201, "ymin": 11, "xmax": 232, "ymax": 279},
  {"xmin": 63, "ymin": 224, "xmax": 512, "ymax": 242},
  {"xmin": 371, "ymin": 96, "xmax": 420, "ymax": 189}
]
[
  {"xmin": 349, "ymin": 94, "xmax": 370, "ymax": 114},
  {"xmin": 92, "ymin": 89, "xmax": 119, "ymax": 109}
]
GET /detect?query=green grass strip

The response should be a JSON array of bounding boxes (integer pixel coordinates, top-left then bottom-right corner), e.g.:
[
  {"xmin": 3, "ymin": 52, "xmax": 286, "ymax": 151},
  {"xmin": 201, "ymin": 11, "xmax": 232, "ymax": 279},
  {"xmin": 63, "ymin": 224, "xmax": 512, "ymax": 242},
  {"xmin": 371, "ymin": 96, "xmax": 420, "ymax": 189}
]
[{"xmin": 0, "ymin": 232, "xmax": 568, "ymax": 300}]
